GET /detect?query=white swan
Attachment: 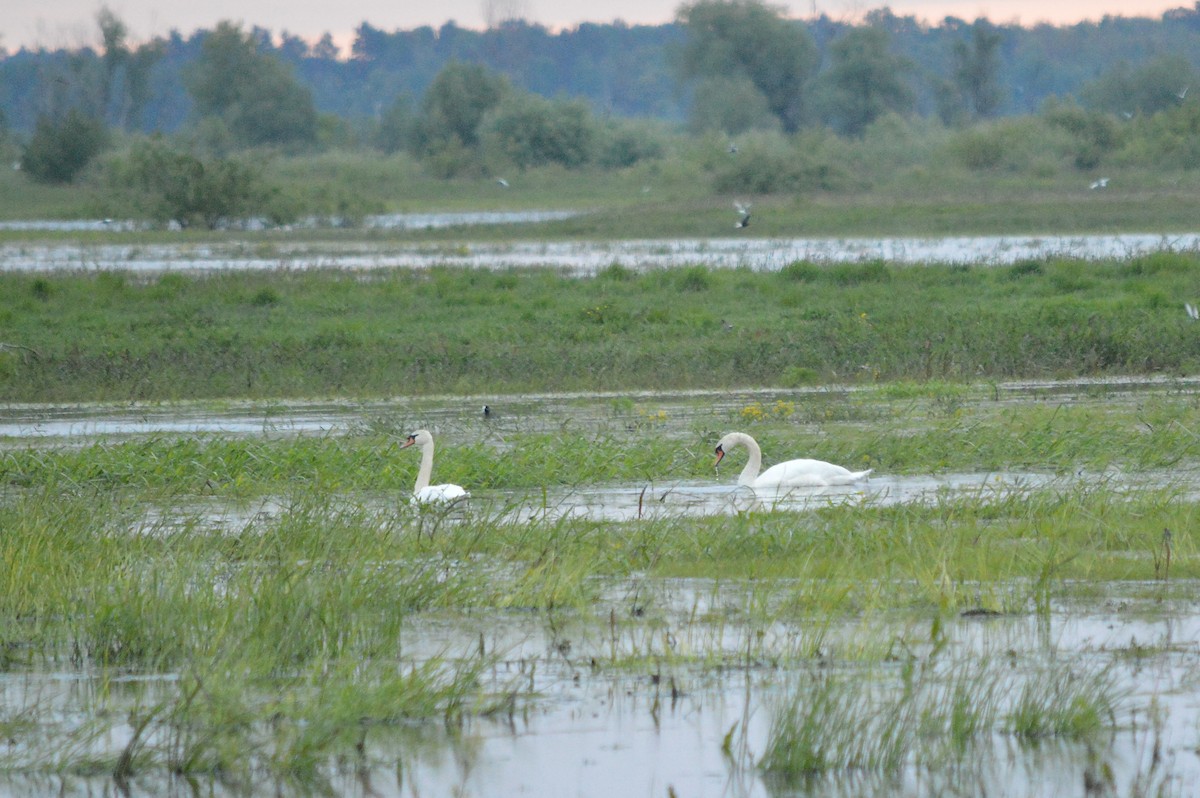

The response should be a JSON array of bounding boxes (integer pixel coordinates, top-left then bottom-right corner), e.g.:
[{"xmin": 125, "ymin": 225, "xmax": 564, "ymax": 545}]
[
  {"xmin": 713, "ymin": 432, "xmax": 872, "ymax": 488},
  {"xmin": 400, "ymin": 429, "xmax": 469, "ymax": 505}
]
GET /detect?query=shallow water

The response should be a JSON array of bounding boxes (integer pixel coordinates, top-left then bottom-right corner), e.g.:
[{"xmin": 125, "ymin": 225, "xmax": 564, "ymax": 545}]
[
  {"xmin": 379, "ymin": 591, "xmax": 1200, "ymax": 798},
  {"xmin": 3, "ymin": 582, "xmax": 1197, "ymax": 798},
  {"xmin": 3, "ymin": 230, "xmax": 1200, "ymax": 274}
]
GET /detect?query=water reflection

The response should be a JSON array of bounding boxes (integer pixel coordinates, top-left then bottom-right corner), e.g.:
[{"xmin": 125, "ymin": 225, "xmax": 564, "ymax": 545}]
[{"xmin": 466, "ymin": 468, "xmax": 1181, "ymax": 523}]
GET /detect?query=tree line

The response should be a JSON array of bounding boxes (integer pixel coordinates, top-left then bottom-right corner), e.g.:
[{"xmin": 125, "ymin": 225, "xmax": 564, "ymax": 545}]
[
  {"xmin": 5, "ymin": 3, "xmax": 1200, "ymax": 135},
  {"xmin": 4, "ymin": 1, "xmax": 1200, "ymax": 227}
]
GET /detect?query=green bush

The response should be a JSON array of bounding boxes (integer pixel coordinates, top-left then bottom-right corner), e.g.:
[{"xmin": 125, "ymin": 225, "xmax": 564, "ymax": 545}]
[
  {"xmin": 596, "ymin": 120, "xmax": 666, "ymax": 168},
  {"xmin": 710, "ymin": 133, "xmax": 846, "ymax": 194},
  {"xmin": 104, "ymin": 139, "xmax": 278, "ymax": 229},
  {"xmin": 1041, "ymin": 100, "xmax": 1124, "ymax": 170},
  {"xmin": 945, "ymin": 117, "xmax": 1073, "ymax": 173},
  {"xmin": 481, "ymin": 94, "xmax": 597, "ymax": 170},
  {"xmin": 20, "ymin": 110, "xmax": 108, "ymax": 185}
]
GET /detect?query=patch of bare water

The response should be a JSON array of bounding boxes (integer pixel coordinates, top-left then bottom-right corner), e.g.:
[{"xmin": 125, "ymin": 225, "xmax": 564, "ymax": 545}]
[{"xmin": 3, "ymin": 231, "xmax": 1200, "ymax": 273}]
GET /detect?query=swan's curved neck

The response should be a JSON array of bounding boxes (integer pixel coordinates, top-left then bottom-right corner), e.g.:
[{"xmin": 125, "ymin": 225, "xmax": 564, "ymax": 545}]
[
  {"xmin": 731, "ymin": 433, "xmax": 762, "ymax": 486},
  {"xmin": 414, "ymin": 441, "xmax": 434, "ymax": 491}
]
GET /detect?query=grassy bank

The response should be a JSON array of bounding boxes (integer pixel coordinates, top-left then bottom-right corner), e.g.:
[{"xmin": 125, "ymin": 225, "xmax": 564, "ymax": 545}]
[{"xmin": 3, "ymin": 253, "xmax": 1200, "ymax": 402}]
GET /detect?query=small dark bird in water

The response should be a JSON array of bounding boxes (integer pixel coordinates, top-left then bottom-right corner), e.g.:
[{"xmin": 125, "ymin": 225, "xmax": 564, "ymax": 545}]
[
  {"xmin": 483, "ymin": 404, "xmax": 492, "ymax": 418},
  {"xmin": 734, "ymin": 202, "xmax": 751, "ymax": 229}
]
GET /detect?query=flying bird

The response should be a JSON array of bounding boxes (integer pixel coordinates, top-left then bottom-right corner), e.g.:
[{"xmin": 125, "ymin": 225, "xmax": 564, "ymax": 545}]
[
  {"xmin": 1089, "ymin": 177, "xmax": 1109, "ymax": 190},
  {"xmin": 1186, "ymin": 302, "xmax": 1198, "ymax": 321},
  {"xmin": 496, "ymin": 178, "xmax": 509, "ymax": 188},
  {"xmin": 734, "ymin": 202, "xmax": 751, "ymax": 229}
]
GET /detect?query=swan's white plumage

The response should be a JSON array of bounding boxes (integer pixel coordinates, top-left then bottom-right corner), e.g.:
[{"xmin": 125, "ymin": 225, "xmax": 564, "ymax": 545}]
[
  {"xmin": 714, "ymin": 432, "xmax": 872, "ymax": 488},
  {"xmin": 400, "ymin": 429, "xmax": 469, "ymax": 505}
]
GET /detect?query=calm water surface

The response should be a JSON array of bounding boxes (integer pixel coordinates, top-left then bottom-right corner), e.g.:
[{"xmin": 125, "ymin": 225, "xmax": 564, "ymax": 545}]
[{"xmin": 3, "ymin": 229, "xmax": 1200, "ymax": 274}]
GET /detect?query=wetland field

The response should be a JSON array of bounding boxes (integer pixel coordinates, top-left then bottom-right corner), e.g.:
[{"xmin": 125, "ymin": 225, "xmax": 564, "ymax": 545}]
[
  {"xmin": 5, "ymin": 378, "xmax": 1200, "ymax": 797},
  {"xmin": 5, "ymin": 182, "xmax": 1200, "ymax": 796}
]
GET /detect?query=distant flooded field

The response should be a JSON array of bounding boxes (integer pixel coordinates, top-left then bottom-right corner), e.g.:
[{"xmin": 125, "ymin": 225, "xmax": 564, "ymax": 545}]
[{"xmin": 3, "ymin": 227, "xmax": 1200, "ymax": 274}]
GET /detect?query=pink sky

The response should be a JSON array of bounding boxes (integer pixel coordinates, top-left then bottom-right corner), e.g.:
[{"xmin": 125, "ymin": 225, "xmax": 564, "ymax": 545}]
[{"xmin": 2, "ymin": 0, "xmax": 1188, "ymax": 53}]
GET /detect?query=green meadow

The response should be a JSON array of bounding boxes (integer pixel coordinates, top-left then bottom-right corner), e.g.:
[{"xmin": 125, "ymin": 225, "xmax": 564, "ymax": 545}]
[{"xmin": 5, "ymin": 252, "xmax": 1200, "ymax": 403}]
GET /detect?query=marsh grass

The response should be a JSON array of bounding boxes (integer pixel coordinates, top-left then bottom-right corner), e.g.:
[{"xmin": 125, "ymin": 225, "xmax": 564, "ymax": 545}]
[
  {"xmin": 0, "ymin": 489, "xmax": 521, "ymax": 786},
  {"xmin": 4, "ymin": 474, "xmax": 1195, "ymax": 669},
  {"xmin": 0, "ymin": 472, "xmax": 1185, "ymax": 786},
  {"xmin": 2, "ymin": 380, "xmax": 1199, "ymax": 786},
  {"xmin": 8, "ymin": 384, "xmax": 1200, "ymax": 495},
  {"xmin": 760, "ymin": 657, "xmax": 1122, "ymax": 784},
  {"xmin": 7, "ymin": 254, "xmax": 1200, "ymax": 401}
]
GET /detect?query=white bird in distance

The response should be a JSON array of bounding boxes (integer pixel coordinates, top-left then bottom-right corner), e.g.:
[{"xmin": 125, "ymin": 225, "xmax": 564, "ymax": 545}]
[{"xmin": 734, "ymin": 201, "xmax": 751, "ymax": 229}]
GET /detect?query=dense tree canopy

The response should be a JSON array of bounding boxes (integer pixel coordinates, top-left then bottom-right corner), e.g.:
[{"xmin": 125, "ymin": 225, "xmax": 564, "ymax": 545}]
[
  {"xmin": 481, "ymin": 93, "xmax": 596, "ymax": 169},
  {"xmin": 952, "ymin": 22, "xmax": 1005, "ymax": 120},
  {"xmin": 1081, "ymin": 54, "xmax": 1197, "ymax": 117},
  {"xmin": 675, "ymin": 0, "xmax": 818, "ymax": 132},
  {"xmin": 4, "ymin": 3, "xmax": 1200, "ymax": 183},
  {"xmin": 184, "ymin": 21, "xmax": 318, "ymax": 149},
  {"xmin": 413, "ymin": 61, "xmax": 510, "ymax": 154},
  {"xmin": 814, "ymin": 27, "xmax": 915, "ymax": 137}
]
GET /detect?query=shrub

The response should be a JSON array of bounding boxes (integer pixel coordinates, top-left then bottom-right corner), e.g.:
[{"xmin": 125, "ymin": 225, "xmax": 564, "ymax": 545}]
[
  {"xmin": 20, "ymin": 110, "xmax": 108, "ymax": 184},
  {"xmin": 711, "ymin": 134, "xmax": 846, "ymax": 194},
  {"xmin": 1040, "ymin": 100, "xmax": 1123, "ymax": 169},
  {"xmin": 105, "ymin": 139, "xmax": 276, "ymax": 229},
  {"xmin": 596, "ymin": 121, "xmax": 666, "ymax": 168},
  {"xmin": 944, "ymin": 118, "xmax": 1058, "ymax": 172},
  {"xmin": 481, "ymin": 94, "xmax": 597, "ymax": 170}
]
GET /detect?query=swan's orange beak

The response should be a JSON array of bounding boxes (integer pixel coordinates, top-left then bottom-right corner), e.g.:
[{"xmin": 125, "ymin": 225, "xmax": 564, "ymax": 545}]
[
  {"xmin": 400, "ymin": 435, "xmax": 417, "ymax": 449},
  {"xmin": 713, "ymin": 445, "xmax": 726, "ymax": 467}
]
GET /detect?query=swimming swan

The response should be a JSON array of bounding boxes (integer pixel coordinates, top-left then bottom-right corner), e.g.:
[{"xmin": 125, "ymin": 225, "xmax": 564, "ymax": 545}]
[
  {"xmin": 400, "ymin": 429, "xmax": 469, "ymax": 505},
  {"xmin": 713, "ymin": 432, "xmax": 872, "ymax": 488}
]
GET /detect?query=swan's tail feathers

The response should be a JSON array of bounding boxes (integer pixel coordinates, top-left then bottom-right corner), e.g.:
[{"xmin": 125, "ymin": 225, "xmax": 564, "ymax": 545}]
[{"xmin": 847, "ymin": 468, "xmax": 873, "ymax": 482}]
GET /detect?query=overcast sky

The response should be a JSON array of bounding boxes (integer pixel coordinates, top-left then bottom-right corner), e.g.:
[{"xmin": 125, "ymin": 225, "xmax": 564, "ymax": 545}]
[{"xmin": 3, "ymin": 0, "xmax": 1187, "ymax": 53}]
